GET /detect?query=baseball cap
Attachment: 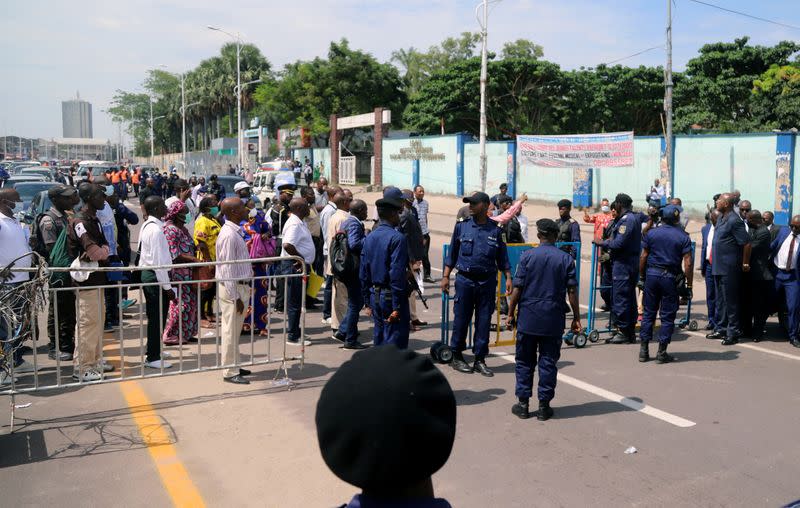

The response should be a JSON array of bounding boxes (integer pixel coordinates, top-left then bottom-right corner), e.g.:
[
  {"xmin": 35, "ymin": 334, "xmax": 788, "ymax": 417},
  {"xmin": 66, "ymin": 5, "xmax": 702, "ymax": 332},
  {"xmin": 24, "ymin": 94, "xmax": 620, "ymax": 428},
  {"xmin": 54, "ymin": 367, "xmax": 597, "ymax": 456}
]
[
  {"xmin": 47, "ymin": 185, "xmax": 77, "ymax": 199},
  {"xmin": 233, "ymin": 181, "xmax": 250, "ymax": 193},
  {"xmin": 376, "ymin": 197, "xmax": 404, "ymax": 210},
  {"xmin": 383, "ymin": 186, "xmax": 404, "ymax": 200},
  {"xmin": 462, "ymin": 192, "xmax": 490, "ymax": 204},
  {"xmin": 661, "ymin": 204, "xmax": 683, "ymax": 220}
]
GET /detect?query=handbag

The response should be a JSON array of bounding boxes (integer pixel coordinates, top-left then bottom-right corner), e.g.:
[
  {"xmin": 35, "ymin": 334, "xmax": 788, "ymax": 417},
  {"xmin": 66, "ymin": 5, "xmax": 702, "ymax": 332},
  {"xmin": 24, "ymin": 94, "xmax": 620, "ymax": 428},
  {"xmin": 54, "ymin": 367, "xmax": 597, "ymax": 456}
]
[{"xmin": 250, "ymin": 233, "xmax": 277, "ymax": 259}]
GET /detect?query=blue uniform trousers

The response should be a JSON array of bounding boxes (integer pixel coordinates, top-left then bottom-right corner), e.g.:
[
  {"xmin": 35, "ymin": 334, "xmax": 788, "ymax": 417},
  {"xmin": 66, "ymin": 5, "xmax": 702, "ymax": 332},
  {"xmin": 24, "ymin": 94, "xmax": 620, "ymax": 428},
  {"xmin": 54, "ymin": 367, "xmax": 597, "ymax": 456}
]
[
  {"xmin": 714, "ymin": 273, "xmax": 741, "ymax": 339},
  {"xmin": 450, "ymin": 273, "xmax": 495, "ymax": 359},
  {"xmin": 639, "ymin": 274, "xmax": 679, "ymax": 344},
  {"xmin": 369, "ymin": 289, "xmax": 410, "ymax": 349},
  {"xmin": 515, "ymin": 332, "xmax": 562, "ymax": 402},
  {"xmin": 611, "ymin": 260, "xmax": 638, "ymax": 331},
  {"xmin": 704, "ymin": 269, "xmax": 717, "ymax": 328},
  {"xmin": 339, "ymin": 279, "xmax": 363, "ymax": 343},
  {"xmin": 281, "ymin": 260, "xmax": 304, "ymax": 341},
  {"xmin": 600, "ymin": 260, "xmax": 612, "ymax": 308},
  {"xmin": 775, "ymin": 270, "xmax": 799, "ymax": 341}
]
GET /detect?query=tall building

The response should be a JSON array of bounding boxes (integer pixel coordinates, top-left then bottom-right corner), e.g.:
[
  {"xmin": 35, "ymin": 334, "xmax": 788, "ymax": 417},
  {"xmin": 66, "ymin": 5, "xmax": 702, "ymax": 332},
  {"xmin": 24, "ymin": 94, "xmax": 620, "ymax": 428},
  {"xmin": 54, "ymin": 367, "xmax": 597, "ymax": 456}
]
[{"xmin": 62, "ymin": 92, "xmax": 93, "ymax": 138}]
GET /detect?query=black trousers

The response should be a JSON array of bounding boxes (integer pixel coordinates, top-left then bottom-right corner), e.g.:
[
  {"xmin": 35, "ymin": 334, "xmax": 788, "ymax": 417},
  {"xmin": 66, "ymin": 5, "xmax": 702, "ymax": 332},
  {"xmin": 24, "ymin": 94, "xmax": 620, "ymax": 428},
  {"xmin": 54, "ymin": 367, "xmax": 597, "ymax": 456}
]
[
  {"xmin": 201, "ymin": 286, "xmax": 216, "ymax": 319},
  {"xmin": 743, "ymin": 279, "xmax": 772, "ymax": 338},
  {"xmin": 142, "ymin": 271, "xmax": 169, "ymax": 362},
  {"xmin": 48, "ymin": 289, "xmax": 76, "ymax": 353},
  {"xmin": 422, "ymin": 233, "xmax": 432, "ymax": 278}
]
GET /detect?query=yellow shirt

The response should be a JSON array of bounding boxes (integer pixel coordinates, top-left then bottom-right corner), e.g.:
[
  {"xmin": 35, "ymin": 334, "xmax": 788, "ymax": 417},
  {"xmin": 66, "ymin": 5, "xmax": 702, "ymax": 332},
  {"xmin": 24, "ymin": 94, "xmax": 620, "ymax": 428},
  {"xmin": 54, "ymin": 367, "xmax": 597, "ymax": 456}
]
[{"xmin": 194, "ymin": 215, "xmax": 221, "ymax": 261}]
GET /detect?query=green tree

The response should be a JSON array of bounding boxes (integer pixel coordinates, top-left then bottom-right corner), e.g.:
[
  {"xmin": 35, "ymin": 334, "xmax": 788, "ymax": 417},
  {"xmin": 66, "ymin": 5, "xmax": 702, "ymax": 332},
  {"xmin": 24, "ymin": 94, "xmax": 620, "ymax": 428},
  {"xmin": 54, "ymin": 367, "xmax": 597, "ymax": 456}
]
[
  {"xmin": 674, "ymin": 37, "xmax": 800, "ymax": 132},
  {"xmin": 752, "ymin": 63, "xmax": 800, "ymax": 130},
  {"xmin": 501, "ymin": 39, "xmax": 544, "ymax": 60}
]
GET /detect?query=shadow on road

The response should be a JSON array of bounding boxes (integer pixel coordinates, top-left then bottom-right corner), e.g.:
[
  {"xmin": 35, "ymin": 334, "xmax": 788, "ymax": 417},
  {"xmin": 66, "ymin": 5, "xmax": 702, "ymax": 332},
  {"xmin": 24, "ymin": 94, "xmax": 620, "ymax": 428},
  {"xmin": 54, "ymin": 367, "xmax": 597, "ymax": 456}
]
[
  {"xmin": 670, "ymin": 350, "xmax": 740, "ymax": 362},
  {"xmin": 553, "ymin": 400, "xmax": 633, "ymax": 420},
  {"xmin": 453, "ymin": 388, "xmax": 506, "ymax": 406}
]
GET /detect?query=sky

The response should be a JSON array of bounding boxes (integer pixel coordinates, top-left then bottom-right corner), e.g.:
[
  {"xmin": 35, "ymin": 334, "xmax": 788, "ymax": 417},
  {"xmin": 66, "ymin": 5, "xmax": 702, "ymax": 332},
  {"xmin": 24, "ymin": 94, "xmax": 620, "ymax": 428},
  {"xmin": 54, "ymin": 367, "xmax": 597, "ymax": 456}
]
[{"xmin": 1, "ymin": 0, "xmax": 798, "ymax": 142}]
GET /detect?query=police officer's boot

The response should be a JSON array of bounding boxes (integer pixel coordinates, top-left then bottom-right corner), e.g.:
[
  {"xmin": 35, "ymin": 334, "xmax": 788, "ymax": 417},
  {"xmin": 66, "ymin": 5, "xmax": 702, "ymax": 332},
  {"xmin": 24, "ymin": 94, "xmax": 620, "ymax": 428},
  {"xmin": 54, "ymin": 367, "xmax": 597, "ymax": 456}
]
[
  {"xmin": 451, "ymin": 351, "xmax": 473, "ymax": 374},
  {"xmin": 639, "ymin": 341, "xmax": 650, "ymax": 362},
  {"xmin": 536, "ymin": 400, "xmax": 554, "ymax": 421},
  {"xmin": 609, "ymin": 327, "xmax": 634, "ymax": 344},
  {"xmin": 655, "ymin": 342, "xmax": 674, "ymax": 364},
  {"xmin": 473, "ymin": 358, "xmax": 494, "ymax": 377},
  {"xmin": 511, "ymin": 398, "xmax": 530, "ymax": 419}
]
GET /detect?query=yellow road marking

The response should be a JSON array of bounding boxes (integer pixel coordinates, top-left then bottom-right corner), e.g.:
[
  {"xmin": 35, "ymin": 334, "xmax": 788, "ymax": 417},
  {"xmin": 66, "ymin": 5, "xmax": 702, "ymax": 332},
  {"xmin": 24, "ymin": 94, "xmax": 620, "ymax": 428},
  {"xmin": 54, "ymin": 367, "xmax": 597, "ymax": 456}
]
[{"xmin": 119, "ymin": 381, "xmax": 206, "ymax": 508}]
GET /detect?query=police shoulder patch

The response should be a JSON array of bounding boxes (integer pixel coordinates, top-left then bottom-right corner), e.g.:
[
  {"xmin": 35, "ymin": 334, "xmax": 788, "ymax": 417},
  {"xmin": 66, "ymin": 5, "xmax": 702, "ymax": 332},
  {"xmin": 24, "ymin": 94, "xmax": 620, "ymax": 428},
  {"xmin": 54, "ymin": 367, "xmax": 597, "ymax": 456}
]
[{"xmin": 618, "ymin": 225, "xmax": 627, "ymax": 235}]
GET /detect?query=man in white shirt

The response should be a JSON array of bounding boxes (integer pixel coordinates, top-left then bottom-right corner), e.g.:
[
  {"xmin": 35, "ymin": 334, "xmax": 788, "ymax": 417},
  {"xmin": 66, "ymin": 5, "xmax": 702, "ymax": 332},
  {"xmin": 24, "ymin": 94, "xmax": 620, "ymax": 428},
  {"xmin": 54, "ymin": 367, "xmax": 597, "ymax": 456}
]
[
  {"xmin": 771, "ymin": 214, "xmax": 800, "ymax": 347},
  {"xmin": 216, "ymin": 198, "xmax": 254, "ymax": 384},
  {"xmin": 138, "ymin": 196, "xmax": 175, "ymax": 370},
  {"xmin": 191, "ymin": 176, "xmax": 206, "ymax": 205},
  {"xmin": 0, "ymin": 188, "xmax": 34, "ymax": 385},
  {"xmin": 647, "ymin": 179, "xmax": 666, "ymax": 207},
  {"xmin": 319, "ymin": 186, "xmax": 340, "ymax": 322},
  {"xmin": 281, "ymin": 198, "xmax": 316, "ymax": 345},
  {"xmin": 314, "ymin": 177, "xmax": 329, "ymax": 212}
]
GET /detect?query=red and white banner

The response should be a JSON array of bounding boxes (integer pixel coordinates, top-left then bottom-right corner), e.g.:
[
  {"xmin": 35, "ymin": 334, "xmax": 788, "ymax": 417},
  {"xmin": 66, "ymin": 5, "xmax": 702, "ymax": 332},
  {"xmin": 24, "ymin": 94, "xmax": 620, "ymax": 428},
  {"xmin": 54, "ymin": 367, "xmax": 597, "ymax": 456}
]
[{"xmin": 517, "ymin": 131, "xmax": 634, "ymax": 168}]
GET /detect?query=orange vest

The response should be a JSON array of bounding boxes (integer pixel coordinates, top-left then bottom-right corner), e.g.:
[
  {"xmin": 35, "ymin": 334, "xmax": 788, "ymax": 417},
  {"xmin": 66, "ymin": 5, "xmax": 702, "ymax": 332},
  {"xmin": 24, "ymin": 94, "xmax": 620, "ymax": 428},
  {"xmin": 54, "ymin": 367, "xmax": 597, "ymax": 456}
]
[
  {"xmin": 111, "ymin": 172, "xmax": 121, "ymax": 184},
  {"xmin": 121, "ymin": 169, "xmax": 129, "ymax": 182},
  {"xmin": 131, "ymin": 171, "xmax": 140, "ymax": 184}
]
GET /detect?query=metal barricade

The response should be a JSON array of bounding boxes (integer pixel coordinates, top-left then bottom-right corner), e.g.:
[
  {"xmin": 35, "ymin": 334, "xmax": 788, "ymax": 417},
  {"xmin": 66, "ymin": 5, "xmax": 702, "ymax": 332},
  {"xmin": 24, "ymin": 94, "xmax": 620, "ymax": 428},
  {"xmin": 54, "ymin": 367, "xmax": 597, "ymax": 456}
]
[{"xmin": 0, "ymin": 255, "xmax": 307, "ymax": 432}]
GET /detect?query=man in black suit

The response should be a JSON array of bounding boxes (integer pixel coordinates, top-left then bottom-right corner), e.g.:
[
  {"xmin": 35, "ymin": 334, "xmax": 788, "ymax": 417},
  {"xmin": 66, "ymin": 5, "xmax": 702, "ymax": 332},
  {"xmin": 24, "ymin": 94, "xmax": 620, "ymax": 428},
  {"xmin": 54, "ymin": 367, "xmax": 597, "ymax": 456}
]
[
  {"xmin": 763, "ymin": 211, "xmax": 781, "ymax": 242},
  {"xmin": 741, "ymin": 210, "xmax": 773, "ymax": 341}
]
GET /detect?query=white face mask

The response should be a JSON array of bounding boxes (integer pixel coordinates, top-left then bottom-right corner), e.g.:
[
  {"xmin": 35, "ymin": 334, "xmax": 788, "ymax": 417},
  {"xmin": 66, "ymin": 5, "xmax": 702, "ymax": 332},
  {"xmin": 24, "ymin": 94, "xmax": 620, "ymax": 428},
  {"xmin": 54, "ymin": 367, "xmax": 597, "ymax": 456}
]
[
  {"xmin": 601, "ymin": 205, "xmax": 610, "ymax": 213},
  {"xmin": 248, "ymin": 207, "xmax": 258, "ymax": 219}
]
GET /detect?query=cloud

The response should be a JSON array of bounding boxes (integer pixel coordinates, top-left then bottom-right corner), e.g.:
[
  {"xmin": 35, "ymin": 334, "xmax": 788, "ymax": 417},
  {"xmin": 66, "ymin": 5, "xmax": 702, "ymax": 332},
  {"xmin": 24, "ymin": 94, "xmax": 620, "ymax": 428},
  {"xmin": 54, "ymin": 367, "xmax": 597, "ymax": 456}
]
[{"xmin": 0, "ymin": 0, "xmax": 796, "ymax": 140}]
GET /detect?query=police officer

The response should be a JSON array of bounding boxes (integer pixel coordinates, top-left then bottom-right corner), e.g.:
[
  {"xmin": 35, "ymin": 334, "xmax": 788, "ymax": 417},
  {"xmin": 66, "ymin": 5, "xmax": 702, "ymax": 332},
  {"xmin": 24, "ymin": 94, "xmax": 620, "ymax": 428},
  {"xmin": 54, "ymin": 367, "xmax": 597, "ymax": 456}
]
[
  {"xmin": 359, "ymin": 197, "xmax": 411, "ymax": 349},
  {"xmin": 596, "ymin": 193, "xmax": 642, "ymax": 343},
  {"xmin": 441, "ymin": 192, "xmax": 512, "ymax": 377},
  {"xmin": 638, "ymin": 205, "xmax": 693, "ymax": 363},
  {"xmin": 506, "ymin": 219, "xmax": 581, "ymax": 420},
  {"xmin": 556, "ymin": 199, "xmax": 581, "ymax": 258}
]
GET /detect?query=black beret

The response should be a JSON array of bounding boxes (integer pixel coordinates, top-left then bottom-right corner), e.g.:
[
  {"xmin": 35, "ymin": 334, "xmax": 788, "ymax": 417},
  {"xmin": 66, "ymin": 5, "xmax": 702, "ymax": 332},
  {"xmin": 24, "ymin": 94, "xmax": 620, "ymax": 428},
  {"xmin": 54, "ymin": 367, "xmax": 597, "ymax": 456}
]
[
  {"xmin": 376, "ymin": 197, "xmax": 404, "ymax": 210},
  {"xmin": 536, "ymin": 218, "xmax": 559, "ymax": 235},
  {"xmin": 463, "ymin": 191, "xmax": 490, "ymax": 204},
  {"xmin": 614, "ymin": 193, "xmax": 633, "ymax": 207},
  {"xmin": 315, "ymin": 346, "xmax": 456, "ymax": 492},
  {"xmin": 557, "ymin": 199, "xmax": 572, "ymax": 208}
]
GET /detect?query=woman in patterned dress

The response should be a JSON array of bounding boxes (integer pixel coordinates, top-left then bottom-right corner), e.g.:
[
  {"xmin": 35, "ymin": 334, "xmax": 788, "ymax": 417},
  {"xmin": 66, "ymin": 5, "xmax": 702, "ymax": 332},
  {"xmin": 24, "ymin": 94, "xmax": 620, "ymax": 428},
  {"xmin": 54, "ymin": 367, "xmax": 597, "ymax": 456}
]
[
  {"xmin": 162, "ymin": 200, "xmax": 201, "ymax": 345},
  {"xmin": 240, "ymin": 204, "xmax": 272, "ymax": 336}
]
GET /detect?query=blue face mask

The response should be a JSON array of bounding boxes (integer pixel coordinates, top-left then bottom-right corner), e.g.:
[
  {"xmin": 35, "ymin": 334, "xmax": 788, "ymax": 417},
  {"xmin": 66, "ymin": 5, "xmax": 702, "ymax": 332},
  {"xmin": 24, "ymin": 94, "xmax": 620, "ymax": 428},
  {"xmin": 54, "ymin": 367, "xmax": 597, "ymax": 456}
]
[{"xmin": 209, "ymin": 206, "xmax": 220, "ymax": 216}]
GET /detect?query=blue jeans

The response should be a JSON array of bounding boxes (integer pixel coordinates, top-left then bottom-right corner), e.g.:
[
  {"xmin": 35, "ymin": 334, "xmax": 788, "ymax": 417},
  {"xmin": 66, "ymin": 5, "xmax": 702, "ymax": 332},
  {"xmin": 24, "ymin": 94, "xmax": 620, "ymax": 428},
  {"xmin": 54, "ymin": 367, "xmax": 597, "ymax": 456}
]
[
  {"xmin": 338, "ymin": 279, "xmax": 363, "ymax": 343},
  {"xmin": 322, "ymin": 274, "xmax": 333, "ymax": 319},
  {"xmin": 282, "ymin": 260, "xmax": 304, "ymax": 341}
]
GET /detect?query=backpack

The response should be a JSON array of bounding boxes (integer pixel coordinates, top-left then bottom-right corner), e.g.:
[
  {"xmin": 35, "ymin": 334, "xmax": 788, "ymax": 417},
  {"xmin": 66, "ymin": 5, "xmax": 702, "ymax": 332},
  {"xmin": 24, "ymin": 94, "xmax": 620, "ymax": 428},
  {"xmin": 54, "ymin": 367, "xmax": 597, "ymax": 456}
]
[
  {"xmin": 48, "ymin": 227, "xmax": 72, "ymax": 287},
  {"xmin": 330, "ymin": 231, "xmax": 358, "ymax": 280}
]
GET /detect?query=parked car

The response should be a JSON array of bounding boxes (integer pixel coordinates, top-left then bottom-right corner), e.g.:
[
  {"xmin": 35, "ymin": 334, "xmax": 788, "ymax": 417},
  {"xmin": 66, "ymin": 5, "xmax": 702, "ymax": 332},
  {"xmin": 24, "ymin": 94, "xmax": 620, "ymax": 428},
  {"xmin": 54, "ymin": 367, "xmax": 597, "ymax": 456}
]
[
  {"xmin": 252, "ymin": 168, "xmax": 307, "ymax": 205},
  {"xmin": 2, "ymin": 175, "xmax": 47, "ymax": 187},
  {"xmin": 11, "ymin": 182, "xmax": 58, "ymax": 223},
  {"xmin": 24, "ymin": 189, "xmax": 82, "ymax": 225},
  {"xmin": 18, "ymin": 167, "xmax": 55, "ymax": 181},
  {"xmin": 76, "ymin": 161, "xmax": 113, "ymax": 182},
  {"xmin": 215, "ymin": 175, "xmax": 246, "ymax": 198}
]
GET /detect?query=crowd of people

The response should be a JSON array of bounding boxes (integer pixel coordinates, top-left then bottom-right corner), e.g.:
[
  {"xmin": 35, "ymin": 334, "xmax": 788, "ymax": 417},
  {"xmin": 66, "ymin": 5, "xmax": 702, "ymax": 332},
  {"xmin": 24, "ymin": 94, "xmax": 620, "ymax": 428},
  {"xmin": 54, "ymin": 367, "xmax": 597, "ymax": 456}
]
[{"xmin": 0, "ymin": 171, "xmax": 798, "ymax": 428}]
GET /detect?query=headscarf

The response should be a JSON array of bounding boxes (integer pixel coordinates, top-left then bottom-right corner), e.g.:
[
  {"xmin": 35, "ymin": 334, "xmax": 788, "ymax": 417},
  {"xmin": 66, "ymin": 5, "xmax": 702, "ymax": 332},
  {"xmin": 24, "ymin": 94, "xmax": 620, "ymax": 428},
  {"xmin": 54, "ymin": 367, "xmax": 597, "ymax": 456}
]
[{"xmin": 165, "ymin": 199, "xmax": 187, "ymax": 223}]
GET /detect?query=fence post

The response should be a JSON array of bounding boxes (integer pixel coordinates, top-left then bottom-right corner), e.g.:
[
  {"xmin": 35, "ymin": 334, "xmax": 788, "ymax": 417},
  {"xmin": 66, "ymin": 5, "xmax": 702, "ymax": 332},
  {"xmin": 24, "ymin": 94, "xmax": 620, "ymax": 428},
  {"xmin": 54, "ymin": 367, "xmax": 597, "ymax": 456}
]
[
  {"xmin": 412, "ymin": 159, "xmax": 420, "ymax": 188},
  {"xmin": 506, "ymin": 140, "xmax": 517, "ymax": 199},
  {"xmin": 572, "ymin": 167, "xmax": 592, "ymax": 209},
  {"xmin": 774, "ymin": 131, "xmax": 797, "ymax": 226},
  {"xmin": 456, "ymin": 134, "xmax": 465, "ymax": 196}
]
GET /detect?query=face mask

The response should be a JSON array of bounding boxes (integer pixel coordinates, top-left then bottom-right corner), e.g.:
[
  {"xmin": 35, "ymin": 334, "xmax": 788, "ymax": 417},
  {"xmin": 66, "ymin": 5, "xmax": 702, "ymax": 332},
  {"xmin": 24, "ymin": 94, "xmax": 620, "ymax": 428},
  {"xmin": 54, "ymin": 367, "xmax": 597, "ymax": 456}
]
[
  {"xmin": 209, "ymin": 206, "xmax": 220, "ymax": 215},
  {"xmin": 601, "ymin": 205, "xmax": 610, "ymax": 213},
  {"xmin": 183, "ymin": 212, "xmax": 192, "ymax": 223},
  {"xmin": 2, "ymin": 199, "xmax": 22, "ymax": 210},
  {"xmin": 248, "ymin": 207, "xmax": 258, "ymax": 219}
]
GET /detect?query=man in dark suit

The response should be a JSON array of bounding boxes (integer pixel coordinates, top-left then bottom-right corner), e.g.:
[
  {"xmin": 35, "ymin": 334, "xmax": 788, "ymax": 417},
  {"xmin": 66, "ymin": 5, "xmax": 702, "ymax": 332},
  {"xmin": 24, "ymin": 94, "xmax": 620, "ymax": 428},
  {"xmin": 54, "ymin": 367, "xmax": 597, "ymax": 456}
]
[
  {"xmin": 763, "ymin": 211, "xmax": 781, "ymax": 242},
  {"xmin": 770, "ymin": 215, "xmax": 800, "ymax": 347},
  {"xmin": 705, "ymin": 193, "xmax": 752, "ymax": 345},
  {"xmin": 700, "ymin": 210, "xmax": 720, "ymax": 331},
  {"xmin": 741, "ymin": 211, "xmax": 773, "ymax": 341}
]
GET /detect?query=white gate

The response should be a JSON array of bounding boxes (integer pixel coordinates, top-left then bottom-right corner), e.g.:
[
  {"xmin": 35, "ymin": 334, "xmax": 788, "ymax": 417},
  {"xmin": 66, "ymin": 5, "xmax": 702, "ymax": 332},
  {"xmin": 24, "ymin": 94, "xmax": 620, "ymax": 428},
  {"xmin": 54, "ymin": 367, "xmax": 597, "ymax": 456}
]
[{"xmin": 340, "ymin": 156, "xmax": 356, "ymax": 185}]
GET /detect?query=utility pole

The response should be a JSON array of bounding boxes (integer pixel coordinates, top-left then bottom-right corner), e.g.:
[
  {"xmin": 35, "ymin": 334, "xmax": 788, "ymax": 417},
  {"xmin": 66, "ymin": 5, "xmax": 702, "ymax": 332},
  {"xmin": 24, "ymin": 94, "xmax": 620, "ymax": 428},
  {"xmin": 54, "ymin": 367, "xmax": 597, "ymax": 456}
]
[
  {"xmin": 477, "ymin": 0, "xmax": 489, "ymax": 192},
  {"xmin": 664, "ymin": 0, "xmax": 674, "ymax": 198},
  {"xmin": 150, "ymin": 100, "xmax": 155, "ymax": 165},
  {"xmin": 181, "ymin": 72, "xmax": 187, "ymax": 165}
]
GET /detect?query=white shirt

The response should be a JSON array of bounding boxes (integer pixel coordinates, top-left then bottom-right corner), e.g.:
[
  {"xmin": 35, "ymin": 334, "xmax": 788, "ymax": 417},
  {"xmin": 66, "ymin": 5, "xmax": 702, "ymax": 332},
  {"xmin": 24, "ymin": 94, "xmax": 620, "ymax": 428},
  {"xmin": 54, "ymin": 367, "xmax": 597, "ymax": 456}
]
[
  {"xmin": 706, "ymin": 225, "xmax": 715, "ymax": 262},
  {"xmin": 774, "ymin": 232, "xmax": 799, "ymax": 270},
  {"xmin": 0, "ymin": 210, "xmax": 32, "ymax": 284},
  {"xmin": 191, "ymin": 184, "xmax": 205, "ymax": 205},
  {"xmin": 319, "ymin": 201, "xmax": 337, "ymax": 255},
  {"xmin": 518, "ymin": 214, "xmax": 529, "ymax": 242},
  {"xmin": 216, "ymin": 220, "xmax": 253, "ymax": 301},
  {"xmin": 281, "ymin": 214, "xmax": 316, "ymax": 264},
  {"xmin": 96, "ymin": 201, "xmax": 118, "ymax": 256},
  {"xmin": 314, "ymin": 189, "xmax": 329, "ymax": 210},
  {"xmin": 137, "ymin": 217, "xmax": 173, "ymax": 292}
]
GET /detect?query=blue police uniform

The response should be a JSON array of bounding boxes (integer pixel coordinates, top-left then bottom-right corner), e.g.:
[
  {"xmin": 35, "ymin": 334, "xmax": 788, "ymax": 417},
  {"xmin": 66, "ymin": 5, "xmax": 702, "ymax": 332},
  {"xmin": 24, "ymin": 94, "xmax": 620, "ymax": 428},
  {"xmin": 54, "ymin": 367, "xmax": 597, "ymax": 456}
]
[
  {"xmin": 600, "ymin": 210, "xmax": 642, "ymax": 336},
  {"xmin": 359, "ymin": 222, "xmax": 410, "ymax": 349},
  {"xmin": 711, "ymin": 211, "xmax": 750, "ymax": 340},
  {"xmin": 339, "ymin": 215, "xmax": 366, "ymax": 344},
  {"xmin": 512, "ymin": 243, "xmax": 577, "ymax": 402},
  {"xmin": 445, "ymin": 218, "xmax": 510, "ymax": 360},
  {"xmin": 556, "ymin": 217, "xmax": 581, "ymax": 259},
  {"xmin": 700, "ymin": 222, "xmax": 717, "ymax": 329},
  {"xmin": 640, "ymin": 222, "xmax": 692, "ymax": 345}
]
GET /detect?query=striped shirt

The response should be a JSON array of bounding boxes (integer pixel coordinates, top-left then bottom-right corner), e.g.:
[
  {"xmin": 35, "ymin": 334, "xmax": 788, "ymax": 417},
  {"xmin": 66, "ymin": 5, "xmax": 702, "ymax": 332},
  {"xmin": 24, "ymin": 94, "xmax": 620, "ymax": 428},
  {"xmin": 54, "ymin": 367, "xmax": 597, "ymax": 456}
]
[
  {"xmin": 413, "ymin": 198, "xmax": 430, "ymax": 235},
  {"xmin": 216, "ymin": 220, "xmax": 253, "ymax": 301}
]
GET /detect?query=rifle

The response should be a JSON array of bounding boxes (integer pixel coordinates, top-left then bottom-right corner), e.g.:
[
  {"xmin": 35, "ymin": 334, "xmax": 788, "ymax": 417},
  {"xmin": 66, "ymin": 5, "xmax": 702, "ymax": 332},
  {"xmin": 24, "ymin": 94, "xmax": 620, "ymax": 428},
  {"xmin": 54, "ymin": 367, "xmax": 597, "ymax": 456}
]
[{"xmin": 407, "ymin": 266, "xmax": 429, "ymax": 309}]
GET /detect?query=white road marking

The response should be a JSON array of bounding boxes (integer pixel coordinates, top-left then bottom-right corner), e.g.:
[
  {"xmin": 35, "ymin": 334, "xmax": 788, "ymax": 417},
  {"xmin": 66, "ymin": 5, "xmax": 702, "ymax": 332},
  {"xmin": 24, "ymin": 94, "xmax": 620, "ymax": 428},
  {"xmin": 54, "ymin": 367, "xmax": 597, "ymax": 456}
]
[
  {"xmin": 683, "ymin": 330, "xmax": 800, "ymax": 361},
  {"xmin": 492, "ymin": 352, "xmax": 696, "ymax": 428}
]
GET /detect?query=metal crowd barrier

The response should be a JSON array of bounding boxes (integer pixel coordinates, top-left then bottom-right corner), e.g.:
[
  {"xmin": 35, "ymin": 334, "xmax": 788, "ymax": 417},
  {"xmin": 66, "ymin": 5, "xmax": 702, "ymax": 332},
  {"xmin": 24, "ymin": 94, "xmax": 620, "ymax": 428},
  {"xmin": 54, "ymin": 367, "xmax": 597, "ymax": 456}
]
[{"xmin": 0, "ymin": 255, "xmax": 307, "ymax": 432}]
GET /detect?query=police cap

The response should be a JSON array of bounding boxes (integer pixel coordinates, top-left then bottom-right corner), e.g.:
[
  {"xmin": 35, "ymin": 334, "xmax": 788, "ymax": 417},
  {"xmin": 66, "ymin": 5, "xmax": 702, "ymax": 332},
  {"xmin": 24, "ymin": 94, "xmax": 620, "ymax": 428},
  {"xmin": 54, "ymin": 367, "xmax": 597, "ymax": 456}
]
[
  {"xmin": 383, "ymin": 186, "xmax": 404, "ymax": 200},
  {"xmin": 315, "ymin": 346, "xmax": 456, "ymax": 492},
  {"xmin": 376, "ymin": 197, "xmax": 404, "ymax": 210},
  {"xmin": 462, "ymin": 191, "xmax": 490, "ymax": 205},
  {"xmin": 536, "ymin": 218, "xmax": 560, "ymax": 236},
  {"xmin": 660, "ymin": 204, "xmax": 683, "ymax": 221},
  {"xmin": 48, "ymin": 184, "xmax": 77, "ymax": 199}
]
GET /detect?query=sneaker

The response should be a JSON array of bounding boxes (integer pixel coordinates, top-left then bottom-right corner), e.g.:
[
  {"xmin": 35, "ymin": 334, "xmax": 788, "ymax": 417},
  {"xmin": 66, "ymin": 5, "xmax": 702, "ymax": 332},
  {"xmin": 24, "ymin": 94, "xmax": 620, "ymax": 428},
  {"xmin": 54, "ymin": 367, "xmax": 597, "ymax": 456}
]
[
  {"xmin": 119, "ymin": 299, "xmax": 137, "ymax": 310},
  {"xmin": 73, "ymin": 370, "xmax": 102, "ymax": 382},
  {"xmin": 1, "ymin": 372, "xmax": 19, "ymax": 386},
  {"xmin": 12, "ymin": 360, "xmax": 39, "ymax": 374},
  {"xmin": 48, "ymin": 350, "xmax": 73, "ymax": 361},
  {"xmin": 104, "ymin": 323, "xmax": 115, "ymax": 332},
  {"xmin": 287, "ymin": 338, "xmax": 312, "ymax": 346},
  {"xmin": 144, "ymin": 359, "xmax": 173, "ymax": 369},
  {"xmin": 321, "ymin": 317, "xmax": 331, "ymax": 325},
  {"xmin": 100, "ymin": 360, "xmax": 115, "ymax": 373}
]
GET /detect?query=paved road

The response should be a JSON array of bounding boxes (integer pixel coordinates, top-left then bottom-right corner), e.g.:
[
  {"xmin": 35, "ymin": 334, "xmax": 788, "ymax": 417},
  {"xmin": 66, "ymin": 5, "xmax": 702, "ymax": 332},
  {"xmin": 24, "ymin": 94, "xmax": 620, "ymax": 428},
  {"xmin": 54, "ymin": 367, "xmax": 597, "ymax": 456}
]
[{"xmin": 2, "ymin": 202, "xmax": 799, "ymax": 507}]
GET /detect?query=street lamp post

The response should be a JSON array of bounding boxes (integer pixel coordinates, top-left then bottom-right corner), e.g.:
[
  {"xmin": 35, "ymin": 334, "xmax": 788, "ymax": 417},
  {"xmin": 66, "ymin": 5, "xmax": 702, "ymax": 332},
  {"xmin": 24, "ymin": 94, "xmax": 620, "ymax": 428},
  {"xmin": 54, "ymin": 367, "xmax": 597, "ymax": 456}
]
[
  {"xmin": 207, "ymin": 25, "xmax": 244, "ymax": 170},
  {"xmin": 476, "ymin": 0, "xmax": 490, "ymax": 193}
]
